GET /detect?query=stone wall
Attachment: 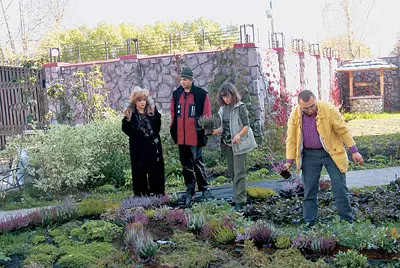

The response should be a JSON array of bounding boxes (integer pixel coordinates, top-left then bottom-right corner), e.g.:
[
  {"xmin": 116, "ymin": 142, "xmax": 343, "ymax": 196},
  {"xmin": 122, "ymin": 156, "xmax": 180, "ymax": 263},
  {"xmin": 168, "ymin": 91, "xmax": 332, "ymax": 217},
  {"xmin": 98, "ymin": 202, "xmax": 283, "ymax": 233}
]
[
  {"xmin": 44, "ymin": 47, "xmax": 270, "ymax": 126},
  {"xmin": 338, "ymin": 56, "xmax": 400, "ymax": 112},
  {"xmin": 44, "ymin": 45, "xmax": 339, "ymax": 125},
  {"xmin": 350, "ymin": 96, "xmax": 383, "ymax": 113}
]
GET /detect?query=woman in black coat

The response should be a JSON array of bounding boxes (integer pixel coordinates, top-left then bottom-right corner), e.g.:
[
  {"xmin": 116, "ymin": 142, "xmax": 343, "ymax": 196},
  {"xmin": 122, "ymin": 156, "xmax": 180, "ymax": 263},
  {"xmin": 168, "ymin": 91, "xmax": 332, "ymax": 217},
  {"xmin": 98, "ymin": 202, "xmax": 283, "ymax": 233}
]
[{"xmin": 122, "ymin": 86, "xmax": 165, "ymax": 196}]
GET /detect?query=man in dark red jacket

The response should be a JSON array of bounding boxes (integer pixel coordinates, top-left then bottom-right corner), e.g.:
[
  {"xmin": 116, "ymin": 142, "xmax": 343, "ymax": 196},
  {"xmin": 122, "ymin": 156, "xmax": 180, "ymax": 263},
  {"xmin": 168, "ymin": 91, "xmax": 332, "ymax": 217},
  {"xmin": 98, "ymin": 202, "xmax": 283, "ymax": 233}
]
[{"xmin": 170, "ymin": 66, "xmax": 212, "ymax": 207}]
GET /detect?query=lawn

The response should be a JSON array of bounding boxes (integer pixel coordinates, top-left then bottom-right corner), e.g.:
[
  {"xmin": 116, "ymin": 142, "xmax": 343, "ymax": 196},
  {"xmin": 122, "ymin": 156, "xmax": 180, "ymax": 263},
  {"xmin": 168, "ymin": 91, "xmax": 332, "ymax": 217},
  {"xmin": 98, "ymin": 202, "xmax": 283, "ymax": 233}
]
[{"xmin": 347, "ymin": 113, "xmax": 400, "ymax": 136}]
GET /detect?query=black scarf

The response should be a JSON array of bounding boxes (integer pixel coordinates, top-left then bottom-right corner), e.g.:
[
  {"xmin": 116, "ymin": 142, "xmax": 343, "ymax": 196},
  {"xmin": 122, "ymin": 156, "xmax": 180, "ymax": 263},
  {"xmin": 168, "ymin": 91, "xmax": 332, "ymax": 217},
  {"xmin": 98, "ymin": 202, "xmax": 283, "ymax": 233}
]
[{"xmin": 134, "ymin": 107, "xmax": 154, "ymax": 138}]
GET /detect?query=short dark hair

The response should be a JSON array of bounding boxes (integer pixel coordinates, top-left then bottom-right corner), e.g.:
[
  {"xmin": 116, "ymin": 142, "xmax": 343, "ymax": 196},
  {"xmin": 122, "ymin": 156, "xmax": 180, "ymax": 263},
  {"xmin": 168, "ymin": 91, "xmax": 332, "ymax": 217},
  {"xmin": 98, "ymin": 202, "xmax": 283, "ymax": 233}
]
[
  {"xmin": 217, "ymin": 83, "xmax": 241, "ymax": 106},
  {"xmin": 298, "ymin": 90, "xmax": 315, "ymax": 102}
]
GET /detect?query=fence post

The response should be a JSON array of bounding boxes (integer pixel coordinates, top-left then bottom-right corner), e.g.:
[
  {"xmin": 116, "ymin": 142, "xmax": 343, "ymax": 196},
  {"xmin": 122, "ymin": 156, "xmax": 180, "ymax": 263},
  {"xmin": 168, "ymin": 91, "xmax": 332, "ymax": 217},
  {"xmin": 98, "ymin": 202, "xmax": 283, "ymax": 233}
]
[
  {"xmin": 169, "ymin": 34, "xmax": 172, "ymax": 54},
  {"xmin": 202, "ymin": 29, "xmax": 206, "ymax": 50},
  {"xmin": 78, "ymin": 45, "xmax": 82, "ymax": 62},
  {"xmin": 105, "ymin": 41, "xmax": 109, "ymax": 60}
]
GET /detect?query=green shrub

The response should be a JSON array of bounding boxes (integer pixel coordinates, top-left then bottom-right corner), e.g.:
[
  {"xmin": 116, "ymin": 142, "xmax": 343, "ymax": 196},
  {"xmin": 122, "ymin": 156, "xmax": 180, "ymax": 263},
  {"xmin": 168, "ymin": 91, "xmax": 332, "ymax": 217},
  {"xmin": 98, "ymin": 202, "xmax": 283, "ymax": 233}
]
[
  {"xmin": 275, "ymin": 235, "xmax": 291, "ymax": 249},
  {"xmin": 4, "ymin": 117, "xmax": 130, "ymax": 194},
  {"xmin": 246, "ymin": 168, "xmax": 270, "ymax": 182},
  {"xmin": 212, "ymin": 226, "xmax": 236, "ymax": 244},
  {"xmin": 210, "ymin": 175, "xmax": 228, "ymax": 185},
  {"xmin": 0, "ymin": 231, "xmax": 32, "ymax": 255},
  {"xmin": 57, "ymin": 253, "xmax": 98, "ymax": 268},
  {"xmin": 334, "ymin": 250, "xmax": 368, "ymax": 268},
  {"xmin": 94, "ymin": 184, "xmax": 117, "ymax": 193},
  {"xmin": 70, "ymin": 220, "xmax": 122, "ymax": 242},
  {"xmin": 247, "ymin": 187, "xmax": 276, "ymax": 199},
  {"xmin": 185, "ymin": 213, "xmax": 206, "ymax": 233},
  {"xmin": 242, "ymin": 239, "xmax": 270, "ymax": 267},
  {"xmin": 31, "ymin": 235, "xmax": 46, "ymax": 245},
  {"xmin": 99, "ymin": 150, "xmax": 130, "ymax": 188},
  {"xmin": 24, "ymin": 253, "xmax": 55, "ymax": 267},
  {"xmin": 24, "ymin": 244, "xmax": 62, "ymax": 267},
  {"xmin": 269, "ymin": 247, "xmax": 328, "ymax": 267},
  {"xmin": 77, "ymin": 198, "xmax": 119, "ymax": 217}
]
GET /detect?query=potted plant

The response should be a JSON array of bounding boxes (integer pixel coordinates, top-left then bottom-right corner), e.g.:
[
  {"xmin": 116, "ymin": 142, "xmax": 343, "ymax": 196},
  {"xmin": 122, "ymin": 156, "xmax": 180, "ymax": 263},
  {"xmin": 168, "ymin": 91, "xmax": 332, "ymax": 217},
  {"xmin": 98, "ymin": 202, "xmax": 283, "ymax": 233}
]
[
  {"xmin": 197, "ymin": 114, "xmax": 218, "ymax": 135},
  {"xmin": 266, "ymin": 146, "xmax": 291, "ymax": 179},
  {"xmin": 279, "ymin": 177, "xmax": 304, "ymax": 198}
]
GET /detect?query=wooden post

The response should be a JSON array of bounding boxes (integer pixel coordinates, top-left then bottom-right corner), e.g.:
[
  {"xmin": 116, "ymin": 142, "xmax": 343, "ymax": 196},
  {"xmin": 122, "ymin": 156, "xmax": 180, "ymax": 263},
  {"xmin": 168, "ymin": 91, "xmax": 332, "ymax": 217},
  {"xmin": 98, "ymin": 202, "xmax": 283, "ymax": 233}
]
[
  {"xmin": 349, "ymin": 71, "xmax": 354, "ymax": 97},
  {"xmin": 379, "ymin": 70, "xmax": 384, "ymax": 96}
]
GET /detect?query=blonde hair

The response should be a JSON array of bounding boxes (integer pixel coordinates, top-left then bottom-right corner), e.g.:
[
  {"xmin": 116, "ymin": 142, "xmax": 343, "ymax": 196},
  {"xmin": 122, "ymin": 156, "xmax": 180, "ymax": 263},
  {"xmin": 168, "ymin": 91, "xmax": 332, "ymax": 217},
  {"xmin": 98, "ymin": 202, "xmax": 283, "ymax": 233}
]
[{"xmin": 124, "ymin": 86, "xmax": 155, "ymax": 121}]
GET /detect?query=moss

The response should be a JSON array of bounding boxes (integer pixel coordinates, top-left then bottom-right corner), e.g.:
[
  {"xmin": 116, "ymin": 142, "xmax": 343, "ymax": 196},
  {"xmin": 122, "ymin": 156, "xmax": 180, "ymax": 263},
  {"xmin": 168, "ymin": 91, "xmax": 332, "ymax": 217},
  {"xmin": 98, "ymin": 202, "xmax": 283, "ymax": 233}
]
[
  {"xmin": 57, "ymin": 242, "xmax": 117, "ymax": 268},
  {"xmin": 70, "ymin": 220, "xmax": 122, "ymax": 242}
]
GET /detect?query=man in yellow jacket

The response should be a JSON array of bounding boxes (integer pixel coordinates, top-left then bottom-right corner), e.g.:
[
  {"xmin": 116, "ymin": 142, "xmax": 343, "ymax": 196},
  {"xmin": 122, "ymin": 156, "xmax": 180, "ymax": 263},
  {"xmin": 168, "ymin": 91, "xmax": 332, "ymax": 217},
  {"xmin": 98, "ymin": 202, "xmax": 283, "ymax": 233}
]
[{"xmin": 284, "ymin": 90, "xmax": 363, "ymax": 227}]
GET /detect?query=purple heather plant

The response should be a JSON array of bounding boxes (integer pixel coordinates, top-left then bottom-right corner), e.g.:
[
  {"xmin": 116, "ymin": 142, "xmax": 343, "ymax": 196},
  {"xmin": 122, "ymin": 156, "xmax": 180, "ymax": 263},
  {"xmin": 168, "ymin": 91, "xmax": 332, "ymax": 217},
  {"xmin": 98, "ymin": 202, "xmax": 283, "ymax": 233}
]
[
  {"xmin": 282, "ymin": 177, "xmax": 304, "ymax": 194},
  {"xmin": 122, "ymin": 207, "xmax": 149, "ymax": 225},
  {"xmin": 166, "ymin": 209, "xmax": 187, "ymax": 226},
  {"xmin": 291, "ymin": 234, "xmax": 311, "ymax": 249},
  {"xmin": 0, "ymin": 198, "xmax": 77, "ymax": 234},
  {"xmin": 125, "ymin": 222, "xmax": 158, "ymax": 259},
  {"xmin": 249, "ymin": 220, "xmax": 277, "ymax": 247},
  {"xmin": 153, "ymin": 209, "xmax": 166, "ymax": 221},
  {"xmin": 310, "ymin": 236, "xmax": 337, "ymax": 254},
  {"xmin": 266, "ymin": 146, "xmax": 286, "ymax": 173},
  {"xmin": 121, "ymin": 195, "xmax": 170, "ymax": 211},
  {"xmin": 199, "ymin": 224, "xmax": 213, "ymax": 239},
  {"xmin": 235, "ymin": 227, "xmax": 252, "ymax": 243}
]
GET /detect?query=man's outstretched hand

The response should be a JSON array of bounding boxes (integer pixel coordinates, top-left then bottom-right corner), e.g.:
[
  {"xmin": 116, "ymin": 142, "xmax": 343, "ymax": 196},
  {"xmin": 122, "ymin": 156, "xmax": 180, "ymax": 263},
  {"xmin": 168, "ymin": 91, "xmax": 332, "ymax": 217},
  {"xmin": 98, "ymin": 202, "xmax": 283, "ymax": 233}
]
[{"xmin": 352, "ymin": 152, "xmax": 364, "ymax": 165}]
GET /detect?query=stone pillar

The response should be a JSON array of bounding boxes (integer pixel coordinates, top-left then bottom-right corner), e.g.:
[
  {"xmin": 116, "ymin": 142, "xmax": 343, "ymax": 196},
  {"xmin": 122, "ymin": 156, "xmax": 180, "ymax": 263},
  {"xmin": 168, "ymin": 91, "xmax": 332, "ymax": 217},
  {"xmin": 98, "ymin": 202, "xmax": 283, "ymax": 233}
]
[
  {"xmin": 315, "ymin": 55, "xmax": 321, "ymax": 99},
  {"xmin": 299, "ymin": 52, "xmax": 305, "ymax": 90},
  {"xmin": 274, "ymin": 48, "xmax": 286, "ymax": 89}
]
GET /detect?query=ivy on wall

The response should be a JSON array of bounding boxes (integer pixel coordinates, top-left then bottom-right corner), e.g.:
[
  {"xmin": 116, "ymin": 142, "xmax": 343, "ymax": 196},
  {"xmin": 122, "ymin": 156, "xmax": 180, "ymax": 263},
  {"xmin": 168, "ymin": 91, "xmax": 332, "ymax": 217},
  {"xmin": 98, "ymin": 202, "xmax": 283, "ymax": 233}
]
[{"xmin": 207, "ymin": 48, "xmax": 262, "ymax": 139}]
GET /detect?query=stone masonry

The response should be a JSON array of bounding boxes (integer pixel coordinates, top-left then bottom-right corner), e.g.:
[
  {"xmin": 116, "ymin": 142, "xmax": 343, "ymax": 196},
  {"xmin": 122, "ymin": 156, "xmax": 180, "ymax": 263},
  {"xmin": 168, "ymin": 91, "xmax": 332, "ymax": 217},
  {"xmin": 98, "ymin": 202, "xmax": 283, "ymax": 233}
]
[
  {"xmin": 44, "ymin": 45, "xmax": 338, "ymax": 125},
  {"xmin": 350, "ymin": 96, "xmax": 383, "ymax": 113}
]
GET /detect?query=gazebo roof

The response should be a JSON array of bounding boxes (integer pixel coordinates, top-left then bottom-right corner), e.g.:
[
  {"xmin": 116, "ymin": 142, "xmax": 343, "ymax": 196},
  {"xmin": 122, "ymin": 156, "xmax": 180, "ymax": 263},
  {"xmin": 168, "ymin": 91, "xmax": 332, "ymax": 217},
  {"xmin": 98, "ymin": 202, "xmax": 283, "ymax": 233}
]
[{"xmin": 336, "ymin": 58, "xmax": 398, "ymax": 72}]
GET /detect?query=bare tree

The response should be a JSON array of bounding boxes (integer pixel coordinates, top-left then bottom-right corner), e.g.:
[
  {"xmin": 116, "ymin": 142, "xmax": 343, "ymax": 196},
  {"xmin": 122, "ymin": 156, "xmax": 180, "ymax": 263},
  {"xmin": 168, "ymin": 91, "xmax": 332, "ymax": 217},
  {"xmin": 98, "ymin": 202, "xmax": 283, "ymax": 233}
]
[
  {"xmin": 0, "ymin": 0, "xmax": 71, "ymax": 57},
  {"xmin": 322, "ymin": 0, "xmax": 376, "ymax": 59},
  {"xmin": 0, "ymin": 0, "xmax": 16, "ymax": 55}
]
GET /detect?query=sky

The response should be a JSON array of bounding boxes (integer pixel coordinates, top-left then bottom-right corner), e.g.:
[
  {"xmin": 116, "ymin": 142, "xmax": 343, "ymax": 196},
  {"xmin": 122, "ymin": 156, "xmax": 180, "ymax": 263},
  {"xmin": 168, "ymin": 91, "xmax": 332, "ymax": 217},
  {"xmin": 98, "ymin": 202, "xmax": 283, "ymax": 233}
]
[{"xmin": 64, "ymin": 0, "xmax": 399, "ymax": 57}]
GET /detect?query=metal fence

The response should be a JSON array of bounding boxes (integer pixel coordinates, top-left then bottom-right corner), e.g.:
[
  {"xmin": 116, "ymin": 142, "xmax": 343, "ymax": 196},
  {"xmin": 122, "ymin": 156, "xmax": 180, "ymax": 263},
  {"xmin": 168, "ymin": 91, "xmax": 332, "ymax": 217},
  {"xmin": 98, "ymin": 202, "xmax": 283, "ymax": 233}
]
[{"xmin": 53, "ymin": 28, "xmax": 240, "ymax": 63}]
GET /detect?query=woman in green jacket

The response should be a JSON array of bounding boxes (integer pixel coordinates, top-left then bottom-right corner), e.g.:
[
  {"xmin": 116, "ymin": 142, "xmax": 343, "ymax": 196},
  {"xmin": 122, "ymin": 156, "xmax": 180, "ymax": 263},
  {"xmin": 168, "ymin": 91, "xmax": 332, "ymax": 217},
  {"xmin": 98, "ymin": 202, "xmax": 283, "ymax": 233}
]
[{"xmin": 213, "ymin": 83, "xmax": 257, "ymax": 210}]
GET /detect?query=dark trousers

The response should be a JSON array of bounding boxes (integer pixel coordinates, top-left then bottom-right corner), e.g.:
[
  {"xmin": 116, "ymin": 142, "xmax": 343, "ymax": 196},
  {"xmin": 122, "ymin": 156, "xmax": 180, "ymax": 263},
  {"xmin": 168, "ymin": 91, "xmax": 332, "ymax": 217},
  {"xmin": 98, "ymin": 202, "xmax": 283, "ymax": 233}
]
[
  {"xmin": 132, "ymin": 161, "xmax": 165, "ymax": 196},
  {"xmin": 178, "ymin": 145, "xmax": 209, "ymax": 196},
  {"xmin": 302, "ymin": 148, "xmax": 353, "ymax": 224}
]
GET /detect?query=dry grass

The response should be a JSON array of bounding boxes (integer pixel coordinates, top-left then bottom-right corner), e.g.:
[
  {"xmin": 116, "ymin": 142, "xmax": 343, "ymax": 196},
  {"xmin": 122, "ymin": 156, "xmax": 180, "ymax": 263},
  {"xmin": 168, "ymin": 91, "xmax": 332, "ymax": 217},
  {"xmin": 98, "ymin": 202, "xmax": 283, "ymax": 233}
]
[{"xmin": 348, "ymin": 118, "xmax": 400, "ymax": 136}]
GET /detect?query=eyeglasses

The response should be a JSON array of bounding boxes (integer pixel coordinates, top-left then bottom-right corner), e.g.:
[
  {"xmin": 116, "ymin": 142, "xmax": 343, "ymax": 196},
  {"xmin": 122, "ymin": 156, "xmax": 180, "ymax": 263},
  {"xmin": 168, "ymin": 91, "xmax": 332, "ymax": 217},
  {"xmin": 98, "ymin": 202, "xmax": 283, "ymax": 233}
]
[{"xmin": 301, "ymin": 103, "xmax": 316, "ymax": 112}]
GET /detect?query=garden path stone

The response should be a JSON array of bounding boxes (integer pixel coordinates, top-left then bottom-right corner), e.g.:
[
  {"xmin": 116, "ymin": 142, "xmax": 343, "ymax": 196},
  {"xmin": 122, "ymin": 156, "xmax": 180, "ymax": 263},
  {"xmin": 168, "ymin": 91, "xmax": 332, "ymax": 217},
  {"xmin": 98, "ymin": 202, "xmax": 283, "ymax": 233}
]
[{"xmin": 0, "ymin": 166, "xmax": 399, "ymax": 217}]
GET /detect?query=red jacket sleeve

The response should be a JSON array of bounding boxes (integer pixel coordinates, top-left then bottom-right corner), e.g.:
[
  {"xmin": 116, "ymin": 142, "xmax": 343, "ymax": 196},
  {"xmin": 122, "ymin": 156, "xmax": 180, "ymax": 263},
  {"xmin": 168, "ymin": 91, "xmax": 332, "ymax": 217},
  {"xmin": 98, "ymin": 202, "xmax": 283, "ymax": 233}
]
[{"xmin": 203, "ymin": 94, "xmax": 211, "ymax": 117}]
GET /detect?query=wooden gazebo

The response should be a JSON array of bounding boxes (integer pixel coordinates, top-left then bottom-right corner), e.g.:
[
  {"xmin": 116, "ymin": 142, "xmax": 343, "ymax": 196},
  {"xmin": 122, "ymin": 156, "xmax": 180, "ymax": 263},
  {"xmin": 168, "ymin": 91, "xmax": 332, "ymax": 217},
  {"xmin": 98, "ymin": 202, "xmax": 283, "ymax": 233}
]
[{"xmin": 336, "ymin": 59, "xmax": 397, "ymax": 113}]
